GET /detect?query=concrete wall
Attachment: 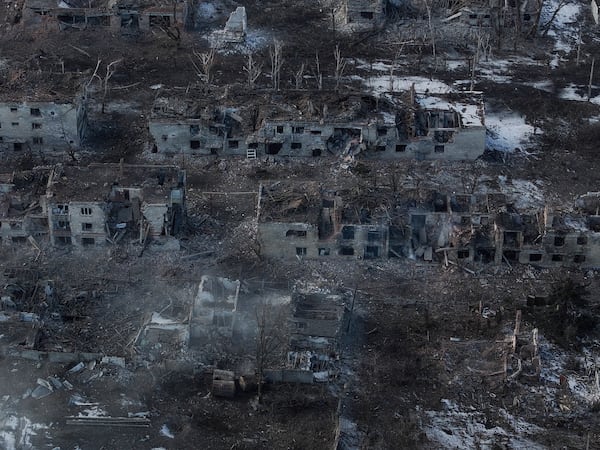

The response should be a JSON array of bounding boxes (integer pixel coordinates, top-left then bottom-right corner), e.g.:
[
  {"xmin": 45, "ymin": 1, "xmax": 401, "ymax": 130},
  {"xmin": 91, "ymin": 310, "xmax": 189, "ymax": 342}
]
[
  {"xmin": 150, "ymin": 117, "xmax": 486, "ymax": 161},
  {"xmin": 0, "ymin": 101, "xmax": 85, "ymax": 154},
  {"xmin": 68, "ymin": 201, "xmax": 107, "ymax": 247},
  {"xmin": 48, "ymin": 201, "xmax": 106, "ymax": 247},
  {"xmin": 141, "ymin": 203, "xmax": 168, "ymax": 236},
  {"xmin": 258, "ymin": 222, "xmax": 388, "ymax": 260},
  {"xmin": 342, "ymin": 0, "xmax": 386, "ymax": 29},
  {"xmin": 149, "ymin": 120, "xmax": 231, "ymax": 156}
]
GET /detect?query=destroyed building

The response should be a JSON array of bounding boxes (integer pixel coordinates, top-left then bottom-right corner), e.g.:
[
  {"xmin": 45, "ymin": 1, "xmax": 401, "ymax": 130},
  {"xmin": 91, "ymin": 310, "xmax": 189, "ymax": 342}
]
[
  {"xmin": 338, "ymin": 0, "xmax": 386, "ymax": 30},
  {"xmin": 285, "ymin": 289, "xmax": 347, "ymax": 383},
  {"xmin": 257, "ymin": 181, "xmax": 390, "ymax": 260},
  {"xmin": 22, "ymin": 0, "xmax": 187, "ymax": 33},
  {"xmin": 0, "ymin": 172, "xmax": 49, "ymax": 246},
  {"xmin": 149, "ymin": 86, "xmax": 486, "ymax": 161},
  {"xmin": 442, "ymin": 0, "xmax": 541, "ymax": 34},
  {"xmin": 189, "ymin": 276, "xmax": 240, "ymax": 347},
  {"xmin": 257, "ymin": 181, "xmax": 600, "ymax": 269},
  {"xmin": 44, "ymin": 163, "xmax": 185, "ymax": 247},
  {"xmin": 0, "ymin": 74, "xmax": 87, "ymax": 155}
]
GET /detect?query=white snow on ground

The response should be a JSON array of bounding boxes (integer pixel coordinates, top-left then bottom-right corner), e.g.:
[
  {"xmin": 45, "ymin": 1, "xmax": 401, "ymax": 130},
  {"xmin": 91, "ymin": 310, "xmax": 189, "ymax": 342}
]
[
  {"xmin": 486, "ymin": 110, "xmax": 536, "ymax": 152},
  {"xmin": 417, "ymin": 95, "xmax": 484, "ymax": 127},
  {"xmin": 539, "ymin": 339, "xmax": 600, "ymax": 405},
  {"xmin": 78, "ymin": 406, "xmax": 108, "ymax": 417},
  {"xmin": 0, "ymin": 415, "xmax": 48, "ymax": 450},
  {"xmin": 365, "ymin": 76, "xmax": 454, "ymax": 96},
  {"xmin": 542, "ymin": 0, "xmax": 582, "ymax": 68},
  {"xmin": 559, "ymin": 83, "xmax": 600, "ymax": 105},
  {"xmin": 160, "ymin": 424, "xmax": 175, "ymax": 438},
  {"xmin": 498, "ymin": 176, "xmax": 546, "ymax": 210},
  {"xmin": 209, "ymin": 29, "xmax": 271, "ymax": 55},
  {"xmin": 524, "ymin": 80, "xmax": 555, "ymax": 92},
  {"xmin": 424, "ymin": 400, "xmax": 546, "ymax": 449}
]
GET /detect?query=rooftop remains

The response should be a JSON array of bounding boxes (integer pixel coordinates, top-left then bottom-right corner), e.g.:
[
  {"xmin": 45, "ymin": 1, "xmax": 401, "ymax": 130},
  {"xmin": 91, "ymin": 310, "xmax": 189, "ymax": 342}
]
[
  {"xmin": 46, "ymin": 163, "xmax": 182, "ymax": 203},
  {"xmin": 0, "ymin": 71, "xmax": 84, "ymax": 102},
  {"xmin": 151, "ymin": 85, "xmax": 414, "ymax": 125},
  {"xmin": 259, "ymin": 180, "xmax": 322, "ymax": 224},
  {"xmin": 416, "ymin": 92, "xmax": 485, "ymax": 128}
]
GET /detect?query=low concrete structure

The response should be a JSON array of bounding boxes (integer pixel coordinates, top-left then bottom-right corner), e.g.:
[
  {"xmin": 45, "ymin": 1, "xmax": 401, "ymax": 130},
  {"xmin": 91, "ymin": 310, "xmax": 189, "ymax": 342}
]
[{"xmin": 339, "ymin": 0, "xmax": 386, "ymax": 30}]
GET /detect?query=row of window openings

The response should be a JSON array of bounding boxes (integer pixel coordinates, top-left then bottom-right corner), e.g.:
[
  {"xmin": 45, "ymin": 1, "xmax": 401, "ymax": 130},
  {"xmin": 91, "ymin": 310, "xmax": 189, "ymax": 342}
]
[
  {"xmin": 186, "ymin": 139, "xmax": 410, "ymax": 154},
  {"xmin": 554, "ymin": 236, "xmax": 587, "ymax": 246},
  {"xmin": 529, "ymin": 253, "xmax": 586, "ymax": 263},
  {"xmin": 53, "ymin": 207, "xmax": 93, "ymax": 216},
  {"xmin": 296, "ymin": 246, "xmax": 380, "ymax": 257},
  {"xmin": 56, "ymin": 221, "xmax": 93, "ymax": 230},
  {"xmin": 8, "ymin": 108, "xmax": 42, "ymax": 116},
  {"xmin": 9, "ymin": 139, "xmax": 43, "ymax": 150},
  {"xmin": 0, "ymin": 123, "xmax": 42, "ymax": 129}
]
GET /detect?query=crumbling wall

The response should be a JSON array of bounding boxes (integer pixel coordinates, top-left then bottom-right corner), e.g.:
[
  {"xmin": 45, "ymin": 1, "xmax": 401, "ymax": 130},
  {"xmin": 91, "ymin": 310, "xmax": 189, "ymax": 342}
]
[
  {"xmin": 189, "ymin": 276, "xmax": 240, "ymax": 347},
  {"xmin": 66, "ymin": 201, "xmax": 106, "ymax": 247},
  {"xmin": 149, "ymin": 120, "xmax": 235, "ymax": 156},
  {"xmin": 258, "ymin": 222, "xmax": 321, "ymax": 259},
  {"xmin": 340, "ymin": 0, "xmax": 386, "ymax": 30},
  {"xmin": 141, "ymin": 203, "xmax": 168, "ymax": 237},
  {"xmin": 0, "ymin": 101, "xmax": 84, "ymax": 154}
]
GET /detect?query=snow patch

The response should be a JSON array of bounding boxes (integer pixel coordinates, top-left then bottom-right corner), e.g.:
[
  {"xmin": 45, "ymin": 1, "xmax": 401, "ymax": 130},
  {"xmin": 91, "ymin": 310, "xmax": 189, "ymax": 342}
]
[
  {"xmin": 486, "ymin": 111, "xmax": 536, "ymax": 152},
  {"xmin": 160, "ymin": 424, "xmax": 175, "ymax": 439},
  {"xmin": 365, "ymin": 76, "xmax": 454, "ymax": 96}
]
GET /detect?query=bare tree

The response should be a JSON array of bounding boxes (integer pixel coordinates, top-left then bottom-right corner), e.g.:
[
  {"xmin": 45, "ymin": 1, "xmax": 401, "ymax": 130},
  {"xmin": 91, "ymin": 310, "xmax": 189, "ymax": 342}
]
[
  {"xmin": 313, "ymin": 52, "xmax": 323, "ymax": 90},
  {"xmin": 191, "ymin": 48, "xmax": 216, "ymax": 84},
  {"xmin": 423, "ymin": 0, "xmax": 437, "ymax": 71},
  {"xmin": 333, "ymin": 45, "xmax": 347, "ymax": 91},
  {"xmin": 540, "ymin": 0, "xmax": 571, "ymax": 37},
  {"xmin": 255, "ymin": 297, "xmax": 288, "ymax": 403},
  {"xmin": 102, "ymin": 59, "xmax": 121, "ymax": 113},
  {"xmin": 294, "ymin": 63, "xmax": 305, "ymax": 90},
  {"xmin": 244, "ymin": 54, "xmax": 262, "ymax": 89},
  {"xmin": 85, "ymin": 58, "xmax": 122, "ymax": 113},
  {"xmin": 269, "ymin": 39, "xmax": 284, "ymax": 91}
]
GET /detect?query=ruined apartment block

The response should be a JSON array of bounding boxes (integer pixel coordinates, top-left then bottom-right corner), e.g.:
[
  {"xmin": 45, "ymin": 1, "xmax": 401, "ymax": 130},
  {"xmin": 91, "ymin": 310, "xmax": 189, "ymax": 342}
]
[
  {"xmin": 23, "ymin": 0, "xmax": 186, "ymax": 33},
  {"xmin": 189, "ymin": 275, "xmax": 240, "ymax": 347},
  {"xmin": 258, "ymin": 181, "xmax": 389, "ymax": 261},
  {"xmin": 149, "ymin": 87, "xmax": 485, "ymax": 161},
  {"xmin": 0, "ymin": 81, "xmax": 87, "ymax": 155},
  {"xmin": 44, "ymin": 163, "xmax": 185, "ymax": 247},
  {"xmin": 286, "ymin": 289, "xmax": 347, "ymax": 383},
  {"xmin": 0, "ymin": 173, "xmax": 48, "ymax": 246},
  {"xmin": 257, "ymin": 181, "xmax": 600, "ymax": 269},
  {"xmin": 443, "ymin": 0, "xmax": 540, "ymax": 32}
]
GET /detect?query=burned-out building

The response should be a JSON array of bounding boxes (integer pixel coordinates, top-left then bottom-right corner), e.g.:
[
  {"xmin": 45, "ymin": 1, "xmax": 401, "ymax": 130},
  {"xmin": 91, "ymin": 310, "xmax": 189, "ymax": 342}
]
[
  {"xmin": 149, "ymin": 86, "xmax": 486, "ymax": 161},
  {"xmin": 443, "ymin": 0, "xmax": 541, "ymax": 34},
  {"xmin": 257, "ymin": 180, "xmax": 600, "ymax": 269},
  {"xmin": 286, "ymin": 289, "xmax": 347, "ymax": 382},
  {"xmin": 258, "ymin": 181, "xmax": 389, "ymax": 260},
  {"xmin": 189, "ymin": 276, "xmax": 240, "ymax": 347},
  {"xmin": 44, "ymin": 163, "xmax": 185, "ymax": 247},
  {"xmin": 0, "ymin": 171, "xmax": 49, "ymax": 247},
  {"xmin": 22, "ymin": 0, "xmax": 186, "ymax": 33},
  {"xmin": 0, "ymin": 74, "xmax": 87, "ymax": 155}
]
